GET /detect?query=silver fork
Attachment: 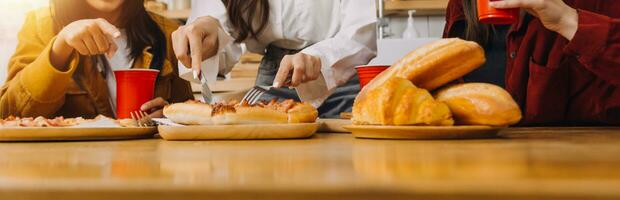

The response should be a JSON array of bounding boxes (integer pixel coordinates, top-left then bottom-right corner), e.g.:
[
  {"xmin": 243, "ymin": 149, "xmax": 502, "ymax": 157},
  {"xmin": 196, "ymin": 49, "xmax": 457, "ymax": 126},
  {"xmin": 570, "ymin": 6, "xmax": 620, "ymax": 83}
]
[
  {"xmin": 130, "ymin": 111, "xmax": 157, "ymax": 127},
  {"xmin": 242, "ymin": 75, "xmax": 293, "ymax": 104},
  {"xmin": 241, "ymin": 85, "xmax": 271, "ymax": 105}
]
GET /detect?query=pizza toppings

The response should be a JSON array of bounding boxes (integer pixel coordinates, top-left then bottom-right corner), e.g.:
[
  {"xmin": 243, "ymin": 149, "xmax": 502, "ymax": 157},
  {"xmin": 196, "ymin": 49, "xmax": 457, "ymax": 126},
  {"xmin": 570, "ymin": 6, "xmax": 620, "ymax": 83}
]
[
  {"xmin": 0, "ymin": 116, "xmax": 82, "ymax": 127},
  {"xmin": 0, "ymin": 115, "xmax": 137, "ymax": 128}
]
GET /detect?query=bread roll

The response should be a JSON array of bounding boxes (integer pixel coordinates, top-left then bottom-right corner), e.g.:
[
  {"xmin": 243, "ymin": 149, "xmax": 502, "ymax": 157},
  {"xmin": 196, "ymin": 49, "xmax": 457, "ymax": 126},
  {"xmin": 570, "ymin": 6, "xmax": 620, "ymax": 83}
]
[
  {"xmin": 365, "ymin": 38, "xmax": 485, "ymax": 91},
  {"xmin": 352, "ymin": 77, "xmax": 454, "ymax": 126},
  {"xmin": 434, "ymin": 83, "xmax": 522, "ymax": 126},
  {"xmin": 163, "ymin": 100, "xmax": 318, "ymax": 125},
  {"xmin": 163, "ymin": 101, "xmax": 213, "ymax": 125},
  {"xmin": 211, "ymin": 100, "xmax": 318, "ymax": 125}
]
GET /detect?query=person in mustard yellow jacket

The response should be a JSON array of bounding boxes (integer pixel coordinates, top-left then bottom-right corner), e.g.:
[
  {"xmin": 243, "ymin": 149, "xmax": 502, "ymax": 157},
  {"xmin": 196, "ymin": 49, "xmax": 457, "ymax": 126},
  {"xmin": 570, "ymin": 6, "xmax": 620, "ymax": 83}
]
[{"xmin": 0, "ymin": 0, "xmax": 193, "ymax": 119}]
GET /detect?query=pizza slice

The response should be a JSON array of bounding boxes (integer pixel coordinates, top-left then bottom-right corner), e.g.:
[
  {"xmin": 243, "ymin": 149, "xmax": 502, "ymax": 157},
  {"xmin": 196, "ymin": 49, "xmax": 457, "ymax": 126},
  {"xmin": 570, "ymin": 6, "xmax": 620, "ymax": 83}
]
[
  {"xmin": 0, "ymin": 115, "xmax": 138, "ymax": 128},
  {"xmin": 0, "ymin": 116, "xmax": 82, "ymax": 127}
]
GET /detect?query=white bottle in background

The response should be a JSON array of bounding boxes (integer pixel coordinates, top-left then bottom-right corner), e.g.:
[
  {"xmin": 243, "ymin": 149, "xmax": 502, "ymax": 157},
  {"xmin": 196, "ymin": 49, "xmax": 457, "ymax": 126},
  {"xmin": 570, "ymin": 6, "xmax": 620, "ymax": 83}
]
[{"xmin": 402, "ymin": 10, "xmax": 419, "ymax": 39}]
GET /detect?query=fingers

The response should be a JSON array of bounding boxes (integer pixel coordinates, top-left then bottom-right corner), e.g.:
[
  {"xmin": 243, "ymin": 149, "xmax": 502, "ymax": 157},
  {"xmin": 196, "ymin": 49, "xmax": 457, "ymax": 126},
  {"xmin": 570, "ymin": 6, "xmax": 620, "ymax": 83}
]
[
  {"xmin": 140, "ymin": 97, "xmax": 169, "ymax": 112},
  {"xmin": 274, "ymin": 55, "xmax": 293, "ymax": 88},
  {"xmin": 71, "ymin": 39, "xmax": 89, "ymax": 55},
  {"xmin": 290, "ymin": 55, "xmax": 306, "ymax": 87},
  {"xmin": 304, "ymin": 55, "xmax": 320, "ymax": 81},
  {"xmin": 82, "ymin": 33, "xmax": 99, "ymax": 55},
  {"xmin": 107, "ymin": 39, "xmax": 118, "ymax": 58},
  {"xmin": 95, "ymin": 18, "xmax": 121, "ymax": 38},
  {"xmin": 88, "ymin": 24, "xmax": 109, "ymax": 53},
  {"xmin": 274, "ymin": 54, "xmax": 323, "ymax": 87},
  {"xmin": 172, "ymin": 26, "xmax": 192, "ymax": 69},
  {"xmin": 187, "ymin": 29, "xmax": 205, "ymax": 80},
  {"xmin": 148, "ymin": 109, "xmax": 165, "ymax": 118},
  {"xmin": 173, "ymin": 24, "xmax": 207, "ymax": 81},
  {"xmin": 94, "ymin": 19, "xmax": 119, "ymax": 57}
]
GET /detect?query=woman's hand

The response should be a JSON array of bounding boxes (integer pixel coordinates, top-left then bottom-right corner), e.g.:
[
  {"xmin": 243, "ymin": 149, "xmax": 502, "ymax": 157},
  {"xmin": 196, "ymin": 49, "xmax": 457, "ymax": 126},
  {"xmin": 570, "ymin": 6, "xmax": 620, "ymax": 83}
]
[
  {"xmin": 51, "ymin": 18, "xmax": 121, "ymax": 70},
  {"xmin": 490, "ymin": 0, "xmax": 578, "ymax": 40},
  {"xmin": 140, "ymin": 97, "xmax": 169, "ymax": 118},
  {"xmin": 171, "ymin": 16, "xmax": 221, "ymax": 80},
  {"xmin": 273, "ymin": 53, "xmax": 322, "ymax": 88}
]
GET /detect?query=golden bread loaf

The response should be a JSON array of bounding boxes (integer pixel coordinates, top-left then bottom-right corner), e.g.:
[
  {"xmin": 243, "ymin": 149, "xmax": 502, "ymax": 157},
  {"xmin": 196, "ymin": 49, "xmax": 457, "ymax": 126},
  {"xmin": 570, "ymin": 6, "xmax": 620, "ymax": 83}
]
[
  {"xmin": 352, "ymin": 38, "xmax": 485, "ymax": 126},
  {"xmin": 364, "ymin": 38, "xmax": 485, "ymax": 91},
  {"xmin": 434, "ymin": 83, "xmax": 522, "ymax": 126},
  {"xmin": 352, "ymin": 77, "xmax": 454, "ymax": 126}
]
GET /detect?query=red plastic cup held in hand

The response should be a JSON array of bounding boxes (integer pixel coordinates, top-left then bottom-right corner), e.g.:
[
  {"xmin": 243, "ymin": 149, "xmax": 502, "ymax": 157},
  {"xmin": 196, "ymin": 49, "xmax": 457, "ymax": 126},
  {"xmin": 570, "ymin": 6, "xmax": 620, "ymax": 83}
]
[{"xmin": 477, "ymin": 0, "xmax": 519, "ymax": 24}]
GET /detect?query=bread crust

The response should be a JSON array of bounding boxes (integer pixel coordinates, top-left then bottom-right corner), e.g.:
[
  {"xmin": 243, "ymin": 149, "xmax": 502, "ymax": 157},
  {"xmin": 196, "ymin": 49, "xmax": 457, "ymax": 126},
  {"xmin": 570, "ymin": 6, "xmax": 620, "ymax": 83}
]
[
  {"xmin": 352, "ymin": 77, "xmax": 454, "ymax": 126},
  {"xmin": 365, "ymin": 38, "xmax": 485, "ymax": 92},
  {"xmin": 163, "ymin": 101, "xmax": 214, "ymax": 125},
  {"xmin": 434, "ymin": 83, "xmax": 522, "ymax": 126},
  {"xmin": 352, "ymin": 38, "xmax": 485, "ymax": 126},
  {"xmin": 163, "ymin": 99, "xmax": 318, "ymax": 125}
]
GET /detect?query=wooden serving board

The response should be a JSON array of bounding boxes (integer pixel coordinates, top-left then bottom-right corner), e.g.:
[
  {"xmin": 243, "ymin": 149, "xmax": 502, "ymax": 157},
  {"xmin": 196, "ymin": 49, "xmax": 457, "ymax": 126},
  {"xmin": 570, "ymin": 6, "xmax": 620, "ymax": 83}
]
[
  {"xmin": 0, "ymin": 127, "xmax": 157, "ymax": 142},
  {"xmin": 344, "ymin": 125, "xmax": 501, "ymax": 140},
  {"xmin": 158, "ymin": 123, "xmax": 320, "ymax": 140}
]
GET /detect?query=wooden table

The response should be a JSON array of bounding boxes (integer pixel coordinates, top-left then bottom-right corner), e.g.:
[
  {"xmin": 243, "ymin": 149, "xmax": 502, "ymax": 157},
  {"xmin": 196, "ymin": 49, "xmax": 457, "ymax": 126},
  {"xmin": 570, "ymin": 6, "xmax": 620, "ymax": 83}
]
[{"xmin": 1, "ymin": 128, "xmax": 620, "ymax": 199}]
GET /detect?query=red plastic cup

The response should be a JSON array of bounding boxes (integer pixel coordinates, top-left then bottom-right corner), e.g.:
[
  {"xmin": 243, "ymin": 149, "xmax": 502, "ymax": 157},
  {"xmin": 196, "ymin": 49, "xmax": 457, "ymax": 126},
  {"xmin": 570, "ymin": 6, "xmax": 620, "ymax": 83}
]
[
  {"xmin": 355, "ymin": 65, "xmax": 390, "ymax": 89},
  {"xmin": 477, "ymin": 0, "xmax": 519, "ymax": 24},
  {"xmin": 114, "ymin": 69, "xmax": 160, "ymax": 119}
]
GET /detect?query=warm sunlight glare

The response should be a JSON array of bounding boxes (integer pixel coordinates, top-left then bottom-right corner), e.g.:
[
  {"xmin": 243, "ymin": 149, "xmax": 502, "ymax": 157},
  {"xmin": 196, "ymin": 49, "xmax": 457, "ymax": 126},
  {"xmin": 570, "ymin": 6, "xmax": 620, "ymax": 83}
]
[{"xmin": 0, "ymin": 0, "xmax": 48, "ymax": 83}]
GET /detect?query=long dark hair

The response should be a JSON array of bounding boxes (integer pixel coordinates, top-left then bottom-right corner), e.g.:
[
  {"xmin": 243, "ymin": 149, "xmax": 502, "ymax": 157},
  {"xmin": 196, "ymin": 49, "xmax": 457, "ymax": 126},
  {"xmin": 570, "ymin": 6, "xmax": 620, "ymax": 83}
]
[
  {"xmin": 222, "ymin": 0, "xmax": 270, "ymax": 43},
  {"xmin": 50, "ymin": 0, "xmax": 166, "ymax": 69},
  {"xmin": 462, "ymin": 0, "xmax": 493, "ymax": 46}
]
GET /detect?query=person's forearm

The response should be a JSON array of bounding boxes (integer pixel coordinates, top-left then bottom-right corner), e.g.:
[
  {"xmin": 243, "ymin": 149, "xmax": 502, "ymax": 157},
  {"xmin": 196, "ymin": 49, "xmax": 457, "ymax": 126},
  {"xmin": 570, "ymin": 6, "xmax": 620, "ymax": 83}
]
[
  {"xmin": 563, "ymin": 10, "xmax": 620, "ymax": 86},
  {"xmin": 50, "ymin": 38, "xmax": 74, "ymax": 71}
]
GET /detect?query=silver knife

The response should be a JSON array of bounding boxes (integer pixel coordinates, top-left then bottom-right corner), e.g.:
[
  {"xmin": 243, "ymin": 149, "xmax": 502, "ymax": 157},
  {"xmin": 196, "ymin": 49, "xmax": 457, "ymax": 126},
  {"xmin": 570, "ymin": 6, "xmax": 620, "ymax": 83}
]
[{"xmin": 200, "ymin": 72, "xmax": 214, "ymax": 104}]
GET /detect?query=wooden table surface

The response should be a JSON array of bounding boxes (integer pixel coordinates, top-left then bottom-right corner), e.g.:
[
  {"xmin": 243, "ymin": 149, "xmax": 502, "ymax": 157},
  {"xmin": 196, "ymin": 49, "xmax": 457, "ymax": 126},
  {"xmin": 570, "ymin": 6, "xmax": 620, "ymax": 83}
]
[{"xmin": 1, "ymin": 128, "xmax": 620, "ymax": 200}]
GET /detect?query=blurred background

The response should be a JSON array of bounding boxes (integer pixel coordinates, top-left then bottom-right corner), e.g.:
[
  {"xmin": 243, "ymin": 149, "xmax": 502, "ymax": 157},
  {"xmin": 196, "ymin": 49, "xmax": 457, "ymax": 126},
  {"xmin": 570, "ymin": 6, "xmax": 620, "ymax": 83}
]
[
  {"xmin": 0, "ymin": 0, "xmax": 48, "ymax": 84},
  {"xmin": 0, "ymin": 0, "xmax": 448, "ymax": 90}
]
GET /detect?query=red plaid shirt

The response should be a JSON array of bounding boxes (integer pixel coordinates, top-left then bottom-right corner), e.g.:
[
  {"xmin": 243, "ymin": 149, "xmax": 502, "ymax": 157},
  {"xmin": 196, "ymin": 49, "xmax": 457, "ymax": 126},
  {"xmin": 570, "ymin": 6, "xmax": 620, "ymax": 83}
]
[{"xmin": 444, "ymin": 0, "xmax": 620, "ymax": 125}]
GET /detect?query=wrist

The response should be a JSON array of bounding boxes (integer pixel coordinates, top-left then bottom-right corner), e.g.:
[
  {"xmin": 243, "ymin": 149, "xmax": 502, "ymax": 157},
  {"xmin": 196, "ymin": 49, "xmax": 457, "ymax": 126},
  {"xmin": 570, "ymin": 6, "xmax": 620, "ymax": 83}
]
[
  {"xmin": 50, "ymin": 36, "xmax": 74, "ymax": 71},
  {"xmin": 558, "ymin": 7, "xmax": 579, "ymax": 40}
]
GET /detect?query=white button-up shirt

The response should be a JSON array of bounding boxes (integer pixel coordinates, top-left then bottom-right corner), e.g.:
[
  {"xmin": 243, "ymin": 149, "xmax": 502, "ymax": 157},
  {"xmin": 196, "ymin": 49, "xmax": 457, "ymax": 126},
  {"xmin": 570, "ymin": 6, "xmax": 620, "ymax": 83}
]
[{"xmin": 185, "ymin": 0, "xmax": 377, "ymax": 107}]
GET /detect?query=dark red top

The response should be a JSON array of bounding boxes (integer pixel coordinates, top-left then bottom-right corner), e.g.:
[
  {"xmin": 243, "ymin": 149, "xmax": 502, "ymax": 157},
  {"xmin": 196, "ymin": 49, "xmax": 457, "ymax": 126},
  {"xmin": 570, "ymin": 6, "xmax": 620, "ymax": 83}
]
[{"xmin": 444, "ymin": 0, "xmax": 620, "ymax": 125}]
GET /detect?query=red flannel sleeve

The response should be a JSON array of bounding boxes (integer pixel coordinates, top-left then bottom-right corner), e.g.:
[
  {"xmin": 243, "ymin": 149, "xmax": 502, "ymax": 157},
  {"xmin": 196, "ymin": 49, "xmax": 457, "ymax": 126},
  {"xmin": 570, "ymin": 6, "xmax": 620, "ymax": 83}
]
[{"xmin": 564, "ymin": 9, "xmax": 620, "ymax": 86}]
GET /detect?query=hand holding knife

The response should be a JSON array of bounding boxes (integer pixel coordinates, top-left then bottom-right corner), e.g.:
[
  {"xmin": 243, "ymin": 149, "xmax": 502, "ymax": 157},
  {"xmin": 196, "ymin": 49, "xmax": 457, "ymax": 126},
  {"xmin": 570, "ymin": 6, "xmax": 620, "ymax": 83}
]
[{"xmin": 171, "ymin": 17, "xmax": 222, "ymax": 104}]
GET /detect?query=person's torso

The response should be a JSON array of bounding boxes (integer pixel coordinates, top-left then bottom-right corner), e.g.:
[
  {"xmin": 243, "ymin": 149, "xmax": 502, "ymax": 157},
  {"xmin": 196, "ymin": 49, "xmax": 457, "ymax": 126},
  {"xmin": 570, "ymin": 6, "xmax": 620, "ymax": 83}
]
[
  {"xmin": 104, "ymin": 30, "xmax": 133, "ymax": 115},
  {"xmin": 236, "ymin": 0, "xmax": 344, "ymax": 54},
  {"xmin": 31, "ymin": 9, "xmax": 185, "ymax": 118},
  {"xmin": 463, "ymin": 25, "xmax": 509, "ymax": 87},
  {"xmin": 56, "ymin": 47, "xmax": 177, "ymax": 119},
  {"xmin": 505, "ymin": 0, "xmax": 620, "ymax": 125}
]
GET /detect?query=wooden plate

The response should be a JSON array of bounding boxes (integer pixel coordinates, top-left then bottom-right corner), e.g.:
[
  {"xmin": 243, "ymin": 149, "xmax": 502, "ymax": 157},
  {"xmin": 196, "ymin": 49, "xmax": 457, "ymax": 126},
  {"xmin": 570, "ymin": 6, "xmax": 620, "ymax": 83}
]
[
  {"xmin": 0, "ymin": 127, "xmax": 157, "ymax": 142},
  {"xmin": 344, "ymin": 125, "xmax": 501, "ymax": 140},
  {"xmin": 158, "ymin": 123, "xmax": 320, "ymax": 140}
]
